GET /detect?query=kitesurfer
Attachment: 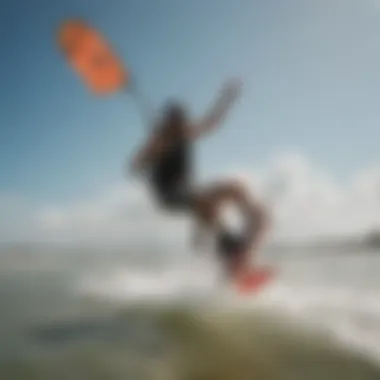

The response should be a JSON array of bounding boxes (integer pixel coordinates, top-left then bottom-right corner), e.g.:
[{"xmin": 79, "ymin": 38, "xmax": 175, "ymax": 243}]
[{"xmin": 130, "ymin": 79, "xmax": 269, "ymax": 274}]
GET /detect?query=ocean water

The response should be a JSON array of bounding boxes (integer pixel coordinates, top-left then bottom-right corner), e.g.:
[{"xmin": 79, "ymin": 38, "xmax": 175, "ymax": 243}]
[{"xmin": 0, "ymin": 246, "xmax": 379, "ymax": 379}]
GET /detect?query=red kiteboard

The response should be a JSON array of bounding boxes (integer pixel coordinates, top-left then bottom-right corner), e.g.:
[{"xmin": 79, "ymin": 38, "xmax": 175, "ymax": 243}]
[
  {"xmin": 232, "ymin": 266, "xmax": 274, "ymax": 294},
  {"xmin": 225, "ymin": 249, "xmax": 274, "ymax": 294}
]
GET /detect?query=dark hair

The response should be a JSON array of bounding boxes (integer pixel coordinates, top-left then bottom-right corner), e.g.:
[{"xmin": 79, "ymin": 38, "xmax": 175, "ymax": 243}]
[
  {"xmin": 161, "ymin": 100, "xmax": 188, "ymax": 137},
  {"xmin": 163, "ymin": 100, "xmax": 187, "ymax": 120}
]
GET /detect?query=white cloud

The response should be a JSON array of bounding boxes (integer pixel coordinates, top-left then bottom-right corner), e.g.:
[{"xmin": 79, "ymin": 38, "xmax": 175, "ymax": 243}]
[
  {"xmin": 0, "ymin": 194, "xmax": 41, "ymax": 243},
  {"xmin": 1, "ymin": 152, "xmax": 380, "ymax": 246},
  {"xmin": 263, "ymin": 154, "xmax": 380, "ymax": 240},
  {"xmin": 33, "ymin": 182, "xmax": 191, "ymax": 247}
]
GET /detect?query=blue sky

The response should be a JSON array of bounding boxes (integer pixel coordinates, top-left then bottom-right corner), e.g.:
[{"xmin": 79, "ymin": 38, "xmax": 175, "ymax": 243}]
[{"xmin": 1, "ymin": 0, "xmax": 380, "ymax": 206}]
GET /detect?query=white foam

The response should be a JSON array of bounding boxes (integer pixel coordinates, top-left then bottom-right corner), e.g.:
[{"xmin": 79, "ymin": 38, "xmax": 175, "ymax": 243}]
[
  {"xmin": 77, "ymin": 258, "xmax": 222, "ymax": 303},
  {"xmin": 76, "ymin": 253, "xmax": 380, "ymax": 363},
  {"xmin": 256, "ymin": 256, "xmax": 380, "ymax": 363}
]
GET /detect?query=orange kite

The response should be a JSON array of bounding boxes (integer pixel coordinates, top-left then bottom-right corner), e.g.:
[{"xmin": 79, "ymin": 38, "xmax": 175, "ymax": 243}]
[{"xmin": 57, "ymin": 19, "xmax": 128, "ymax": 94}]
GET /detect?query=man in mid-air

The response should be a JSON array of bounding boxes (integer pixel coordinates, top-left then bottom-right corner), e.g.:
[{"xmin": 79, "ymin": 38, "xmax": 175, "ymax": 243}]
[{"xmin": 130, "ymin": 79, "xmax": 269, "ymax": 279}]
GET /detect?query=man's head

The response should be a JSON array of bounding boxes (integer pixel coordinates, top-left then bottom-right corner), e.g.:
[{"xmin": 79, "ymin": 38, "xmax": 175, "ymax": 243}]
[{"xmin": 161, "ymin": 100, "xmax": 188, "ymax": 138}]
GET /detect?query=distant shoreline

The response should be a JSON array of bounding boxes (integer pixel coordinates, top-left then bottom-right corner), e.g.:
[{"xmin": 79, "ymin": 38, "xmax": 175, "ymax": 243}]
[{"xmin": 0, "ymin": 230, "xmax": 379, "ymax": 258}]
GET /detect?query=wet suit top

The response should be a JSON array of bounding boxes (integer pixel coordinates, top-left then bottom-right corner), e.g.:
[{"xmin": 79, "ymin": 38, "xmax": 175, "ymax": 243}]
[{"xmin": 149, "ymin": 135, "xmax": 193, "ymax": 210}]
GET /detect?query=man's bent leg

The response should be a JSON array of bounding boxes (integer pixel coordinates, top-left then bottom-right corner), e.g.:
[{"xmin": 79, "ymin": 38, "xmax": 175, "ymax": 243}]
[{"xmin": 194, "ymin": 180, "xmax": 270, "ymax": 256}]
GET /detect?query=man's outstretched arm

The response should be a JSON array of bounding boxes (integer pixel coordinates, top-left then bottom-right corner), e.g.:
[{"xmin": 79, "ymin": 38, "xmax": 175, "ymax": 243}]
[{"xmin": 190, "ymin": 78, "xmax": 242, "ymax": 140}]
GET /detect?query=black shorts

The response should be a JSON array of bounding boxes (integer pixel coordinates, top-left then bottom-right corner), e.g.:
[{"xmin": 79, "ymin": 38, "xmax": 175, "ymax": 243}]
[{"xmin": 154, "ymin": 185, "xmax": 194, "ymax": 211}]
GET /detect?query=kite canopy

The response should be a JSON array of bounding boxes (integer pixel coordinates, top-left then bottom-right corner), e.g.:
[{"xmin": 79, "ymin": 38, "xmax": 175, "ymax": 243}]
[{"xmin": 57, "ymin": 19, "xmax": 128, "ymax": 94}]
